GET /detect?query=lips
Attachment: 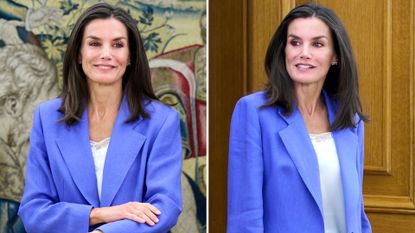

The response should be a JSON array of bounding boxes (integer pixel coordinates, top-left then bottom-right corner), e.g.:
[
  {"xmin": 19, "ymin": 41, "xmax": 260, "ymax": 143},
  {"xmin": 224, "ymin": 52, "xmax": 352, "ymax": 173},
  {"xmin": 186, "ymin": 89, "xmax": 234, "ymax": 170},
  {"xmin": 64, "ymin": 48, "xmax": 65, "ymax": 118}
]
[
  {"xmin": 295, "ymin": 63, "xmax": 316, "ymax": 69},
  {"xmin": 94, "ymin": 64, "xmax": 116, "ymax": 70}
]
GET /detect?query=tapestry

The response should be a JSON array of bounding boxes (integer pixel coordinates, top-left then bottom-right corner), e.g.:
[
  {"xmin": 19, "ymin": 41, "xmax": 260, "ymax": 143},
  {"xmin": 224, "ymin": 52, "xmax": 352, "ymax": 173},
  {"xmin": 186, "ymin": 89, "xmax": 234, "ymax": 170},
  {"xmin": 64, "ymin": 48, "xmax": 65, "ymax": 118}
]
[{"xmin": 0, "ymin": 0, "xmax": 206, "ymax": 232}]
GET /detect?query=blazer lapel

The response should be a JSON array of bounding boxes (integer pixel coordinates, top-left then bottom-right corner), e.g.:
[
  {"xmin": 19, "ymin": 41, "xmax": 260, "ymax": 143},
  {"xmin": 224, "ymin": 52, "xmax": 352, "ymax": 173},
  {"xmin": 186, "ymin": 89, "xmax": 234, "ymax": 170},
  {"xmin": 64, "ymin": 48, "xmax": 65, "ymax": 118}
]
[
  {"xmin": 278, "ymin": 108, "xmax": 324, "ymax": 216},
  {"xmin": 324, "ymin": 92, "xmax": 359, "ymax": 231},
  {"xmin": 100, "ymin": 99, "xmax": 146, "ymax": 207},
  {"xmin": 55, "ymin": 109, "xmax": 100, "ymax": 207}
]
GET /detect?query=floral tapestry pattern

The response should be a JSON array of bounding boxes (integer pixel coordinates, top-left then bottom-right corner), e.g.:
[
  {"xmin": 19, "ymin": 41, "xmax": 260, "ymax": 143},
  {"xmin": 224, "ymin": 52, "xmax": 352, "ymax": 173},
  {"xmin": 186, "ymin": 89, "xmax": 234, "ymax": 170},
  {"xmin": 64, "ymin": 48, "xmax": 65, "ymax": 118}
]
[{"xmin": 0, "ymin": 0, "xmax": 206, "ymax": 232}]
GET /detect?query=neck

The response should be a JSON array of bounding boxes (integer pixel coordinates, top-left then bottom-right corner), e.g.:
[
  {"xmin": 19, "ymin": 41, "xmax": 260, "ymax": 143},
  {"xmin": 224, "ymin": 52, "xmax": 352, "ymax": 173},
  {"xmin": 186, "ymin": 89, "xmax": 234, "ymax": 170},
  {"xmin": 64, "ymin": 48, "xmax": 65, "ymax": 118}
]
[
  {"xmin": 294, "ymin": 82, "xmax": 324, "ymax": 117},
  {"xmin": 88, "ymin": 83, "xmax": 122, "ymax": 120}
]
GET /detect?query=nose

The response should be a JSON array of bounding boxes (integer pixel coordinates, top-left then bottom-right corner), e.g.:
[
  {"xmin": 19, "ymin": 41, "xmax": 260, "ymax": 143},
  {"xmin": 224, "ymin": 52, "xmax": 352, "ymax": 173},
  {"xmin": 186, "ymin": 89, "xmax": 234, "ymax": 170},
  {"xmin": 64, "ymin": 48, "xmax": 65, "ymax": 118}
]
[
  {"xmin": 100, "ymin": 46, "xmax": 112, "ymax": 60},
  {"xmin": 299, "ymin": 45, "xmax": 311, "ymax": 59}
]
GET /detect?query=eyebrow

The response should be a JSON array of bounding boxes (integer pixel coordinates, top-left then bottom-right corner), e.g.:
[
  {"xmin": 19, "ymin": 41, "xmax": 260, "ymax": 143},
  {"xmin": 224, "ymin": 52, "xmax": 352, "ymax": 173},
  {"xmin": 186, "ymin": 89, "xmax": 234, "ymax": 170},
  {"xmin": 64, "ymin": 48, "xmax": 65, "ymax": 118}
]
[
  {"xmin": 85, "ymin": 35, "xmax": 127, "ymax": 41},
  {"xmin": 287, "ymin": 34, "xmax": 328, "ymax": 40}
]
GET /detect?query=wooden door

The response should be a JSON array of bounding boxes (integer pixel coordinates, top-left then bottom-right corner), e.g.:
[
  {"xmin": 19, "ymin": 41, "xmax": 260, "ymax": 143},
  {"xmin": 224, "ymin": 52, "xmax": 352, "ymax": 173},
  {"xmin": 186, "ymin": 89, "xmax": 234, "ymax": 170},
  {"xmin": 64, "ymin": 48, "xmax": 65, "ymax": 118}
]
[{"xmin": 209, "ymin": 0, "xmax": 415, "ymax": 232}]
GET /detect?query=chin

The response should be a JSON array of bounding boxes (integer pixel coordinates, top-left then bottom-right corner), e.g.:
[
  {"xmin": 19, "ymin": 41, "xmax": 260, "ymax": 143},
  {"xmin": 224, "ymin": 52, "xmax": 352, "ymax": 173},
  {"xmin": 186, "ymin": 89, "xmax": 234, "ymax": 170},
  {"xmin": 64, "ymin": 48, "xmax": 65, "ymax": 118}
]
[
  {"xmin": 291, "ymin": 77, "xmax": 324, "ymax": 85},
  {"xmin": 88, "ymin": 76, "xmax": 122, "ymax": 85}
]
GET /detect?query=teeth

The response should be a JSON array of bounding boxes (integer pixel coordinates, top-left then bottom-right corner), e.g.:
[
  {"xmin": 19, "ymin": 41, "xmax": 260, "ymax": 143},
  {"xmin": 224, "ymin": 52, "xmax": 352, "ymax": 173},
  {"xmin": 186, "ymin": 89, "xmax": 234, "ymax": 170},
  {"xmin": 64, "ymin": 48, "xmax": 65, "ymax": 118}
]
[
  {"xmin": 297, "ymin": 64, "xmax": 313, "ymax": 69},
  {"xmin": 96, "ymin": 65, "xmax": 114, "ymax": 68}
]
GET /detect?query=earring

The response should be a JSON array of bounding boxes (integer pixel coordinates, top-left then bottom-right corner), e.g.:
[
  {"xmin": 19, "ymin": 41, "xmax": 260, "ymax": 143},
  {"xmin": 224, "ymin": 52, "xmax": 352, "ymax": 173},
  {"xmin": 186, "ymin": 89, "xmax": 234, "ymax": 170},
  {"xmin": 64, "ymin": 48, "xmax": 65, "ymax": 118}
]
[{"xmin": 331, "ymin": 62, "xmax": 337, "ymax": 66}]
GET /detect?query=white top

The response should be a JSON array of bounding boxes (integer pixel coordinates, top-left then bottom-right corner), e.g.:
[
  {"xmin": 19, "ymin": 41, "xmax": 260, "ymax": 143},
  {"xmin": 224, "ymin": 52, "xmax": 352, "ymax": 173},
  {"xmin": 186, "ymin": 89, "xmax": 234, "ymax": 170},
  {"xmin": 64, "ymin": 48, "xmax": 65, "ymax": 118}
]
[
  {"xmin": 310, "ymin": 132, "xmax": 346, "ymax": 233},
  {"xmin": 90, "ymin": 137, "xmax": 110, "ymax": 200}
]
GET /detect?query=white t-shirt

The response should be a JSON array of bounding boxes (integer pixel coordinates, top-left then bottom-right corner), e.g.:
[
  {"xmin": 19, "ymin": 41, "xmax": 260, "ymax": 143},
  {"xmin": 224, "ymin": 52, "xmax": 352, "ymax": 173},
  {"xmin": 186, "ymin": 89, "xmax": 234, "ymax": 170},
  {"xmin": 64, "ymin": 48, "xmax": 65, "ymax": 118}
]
[
  {"xmin": 90, "ymin": 137, "xmax": 110, "ymax": 200},
  {"xmin": 310, "ymin": 132, "xmax": 346, "ymax": 233}
]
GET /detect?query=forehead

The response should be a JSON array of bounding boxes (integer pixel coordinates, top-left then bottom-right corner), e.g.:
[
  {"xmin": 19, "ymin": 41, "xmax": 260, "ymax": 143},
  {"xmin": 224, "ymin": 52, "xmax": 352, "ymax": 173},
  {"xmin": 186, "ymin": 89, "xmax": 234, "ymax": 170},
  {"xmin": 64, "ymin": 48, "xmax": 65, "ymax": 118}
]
[
  {"xmin": 83, "ymin": 18, "xmax": 128, "ymax": 39},
  {"xmin": 287, "ymin": 17, "xmax": 331, "ymax": 39}
]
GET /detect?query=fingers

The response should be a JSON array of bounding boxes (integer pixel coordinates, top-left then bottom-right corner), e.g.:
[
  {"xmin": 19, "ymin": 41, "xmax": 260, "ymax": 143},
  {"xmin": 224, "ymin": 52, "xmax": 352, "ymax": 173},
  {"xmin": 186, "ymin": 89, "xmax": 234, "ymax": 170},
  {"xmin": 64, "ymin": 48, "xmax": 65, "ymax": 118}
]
[
  {"xmin": 125, "ymin": 212, "xmax": 146, "ymax": 224},
  {"xmin": 123, "ymin": 202, "xmax": 161, "ymax": 226},
  {"xmin": 136, "ymin": 209, "xmax": 158, "ymax": 226},
  {"xmin": 144, "ymin": 203, "xmax": 161, "ymax": 215},
  {"xmin": 135, "ymin": 202, "xmax": 159, "ymax": 226}
]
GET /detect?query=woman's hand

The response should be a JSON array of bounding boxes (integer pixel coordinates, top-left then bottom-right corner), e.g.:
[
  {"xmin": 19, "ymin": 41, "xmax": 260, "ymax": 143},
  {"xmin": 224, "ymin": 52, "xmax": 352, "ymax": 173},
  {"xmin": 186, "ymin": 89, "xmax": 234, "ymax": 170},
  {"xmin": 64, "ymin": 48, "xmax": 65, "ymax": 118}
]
[{"xmin": 89, "ymin": 202, "xmax": 161, "ymax": 226}]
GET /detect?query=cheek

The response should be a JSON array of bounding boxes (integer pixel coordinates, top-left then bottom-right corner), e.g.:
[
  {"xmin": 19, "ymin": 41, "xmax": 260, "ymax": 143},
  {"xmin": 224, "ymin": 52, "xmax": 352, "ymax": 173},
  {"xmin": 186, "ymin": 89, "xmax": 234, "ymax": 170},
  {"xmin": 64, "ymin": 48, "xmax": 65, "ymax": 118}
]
[
  {"xmin": 80, "ymin": 50, "xmax": 94, "ymax": 64},
  {"xmin": 121, "ymin": 51, "xmax": 130, "ymax": 64},
  {"xmin": 284, "ymin": 48, "xmax": 297, "ymax": 64},
  {"xmin": 322, "ymin": 49, "xmax": 336, "ymax": 63},
  {"xmin": 321, "ymin": 54, "xmax": 335, "ymax": 67},
  {"xmin": 122, "ymin": 56, "xmax": 129, "ymax": 64},
  {"xmin": 284, "ymin": 51, "xmax": 295, "ymax": 67},
  {"xmin": 113, "ymin": 51, "xmax": 129, "ymax": 65},
  {"xmin": 285, "ymin": 57, "xmax": 292, "ymax": 74},
  {"xmin": 80, "ymin": 63, "xmax": 89, "ymax": 77}
]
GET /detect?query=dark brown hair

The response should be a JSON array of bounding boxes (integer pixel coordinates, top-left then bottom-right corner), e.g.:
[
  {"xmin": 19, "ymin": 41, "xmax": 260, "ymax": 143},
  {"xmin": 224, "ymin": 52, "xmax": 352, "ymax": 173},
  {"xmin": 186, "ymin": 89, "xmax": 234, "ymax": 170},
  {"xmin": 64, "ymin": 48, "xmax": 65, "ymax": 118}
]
[
  {"xmin": 264, "ymin": 2, "xmax": 368, "ymax": 130},
  {"xmin": 59, "ymin": 2, "xmax": 158, "ymax": 125}
]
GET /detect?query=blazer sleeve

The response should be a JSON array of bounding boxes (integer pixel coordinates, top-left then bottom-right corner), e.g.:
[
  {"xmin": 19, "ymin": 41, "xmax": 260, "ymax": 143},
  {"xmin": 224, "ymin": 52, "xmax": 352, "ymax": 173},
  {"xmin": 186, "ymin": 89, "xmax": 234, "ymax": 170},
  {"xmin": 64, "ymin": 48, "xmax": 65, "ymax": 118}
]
[
  {"xmin": 356, "ymin": 119, "xmax": 372, "ymax": 233},
  {"xmin": 18, "ymin": 107, "xmax": 93, "ymax": 233},
  {"xmin": 227, "ymin": 97, "xmax": 264, "ymax": 233},
  {"xmin": 97, "ymin": 110, "xmax": 182, "ymax": 233}
]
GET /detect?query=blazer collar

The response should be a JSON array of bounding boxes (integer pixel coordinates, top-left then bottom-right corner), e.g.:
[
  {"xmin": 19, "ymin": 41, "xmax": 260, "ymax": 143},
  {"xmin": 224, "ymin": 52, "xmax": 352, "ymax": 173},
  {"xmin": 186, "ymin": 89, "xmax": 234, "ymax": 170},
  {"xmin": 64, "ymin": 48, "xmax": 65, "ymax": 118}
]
[
  {"xmin": 56, "ymin": 108, "xmax": 99, "ymax": 207},
  {"xmin": 278, "ymin": 106, "xmax": 324, "ymax": 216},
  {"xmin": 100, "ymin": 99, "xmax": 146, "ymax": 206},
  {"xmin": 56, "ymin": 97, "xmax": 146, "ymax": 207},
  {"xmin": 277, "ymin": 90, "xmax": 359, "ymax": 226}
]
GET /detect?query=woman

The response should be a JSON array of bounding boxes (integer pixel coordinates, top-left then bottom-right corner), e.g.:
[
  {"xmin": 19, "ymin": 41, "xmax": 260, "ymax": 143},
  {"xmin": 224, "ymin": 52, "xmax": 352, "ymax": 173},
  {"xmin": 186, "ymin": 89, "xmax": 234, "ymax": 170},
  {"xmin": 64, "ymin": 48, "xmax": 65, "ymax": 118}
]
[
  {"xmin": 227, "ymin": 3, "xmax": 371, "ymax": 233},
  {"xmin": 18, "ymin": 3, "xmax": 182, "ymax": 233}
]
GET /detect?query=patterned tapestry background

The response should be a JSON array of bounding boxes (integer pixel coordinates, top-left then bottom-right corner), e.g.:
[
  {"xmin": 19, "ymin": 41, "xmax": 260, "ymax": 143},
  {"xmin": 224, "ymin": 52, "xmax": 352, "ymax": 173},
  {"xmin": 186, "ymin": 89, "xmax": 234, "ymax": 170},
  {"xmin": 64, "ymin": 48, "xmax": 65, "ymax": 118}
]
[{"xmin": 0, "ymin": 0, "xmax": 206, "ymax": 232}]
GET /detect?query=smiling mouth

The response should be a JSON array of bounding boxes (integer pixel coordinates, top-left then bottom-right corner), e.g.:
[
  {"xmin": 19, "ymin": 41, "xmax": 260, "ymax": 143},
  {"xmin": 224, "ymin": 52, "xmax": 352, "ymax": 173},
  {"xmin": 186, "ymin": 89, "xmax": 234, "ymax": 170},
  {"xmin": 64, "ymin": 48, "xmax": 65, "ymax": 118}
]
[
  {"xmin": 295, "ymin": 64, "xmax": 316, "ymax": 69},
  {"xmin": 94, "ymin": 65, "xmax": 116, "ymax": 69}
]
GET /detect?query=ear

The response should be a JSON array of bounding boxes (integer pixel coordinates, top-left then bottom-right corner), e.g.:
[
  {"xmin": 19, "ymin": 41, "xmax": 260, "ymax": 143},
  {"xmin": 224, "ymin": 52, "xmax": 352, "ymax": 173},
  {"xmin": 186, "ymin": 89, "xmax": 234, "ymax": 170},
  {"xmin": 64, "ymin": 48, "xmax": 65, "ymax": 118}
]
[{"xmin": 331, "ymin": 55, "xmax": 338, "ymax": 66}]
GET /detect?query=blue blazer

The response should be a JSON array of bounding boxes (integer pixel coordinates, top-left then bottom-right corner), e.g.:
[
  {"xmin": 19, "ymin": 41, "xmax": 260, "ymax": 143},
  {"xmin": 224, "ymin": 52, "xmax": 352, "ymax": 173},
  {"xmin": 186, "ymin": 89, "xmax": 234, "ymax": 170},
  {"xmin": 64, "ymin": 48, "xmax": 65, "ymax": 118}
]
[
  {"xmin": 18, "ymin": 97, "xmax": 182, "ymax": 233},
  {"xmin": 227, "ymin": 91, "xmax": 371, "ymax": 233}
]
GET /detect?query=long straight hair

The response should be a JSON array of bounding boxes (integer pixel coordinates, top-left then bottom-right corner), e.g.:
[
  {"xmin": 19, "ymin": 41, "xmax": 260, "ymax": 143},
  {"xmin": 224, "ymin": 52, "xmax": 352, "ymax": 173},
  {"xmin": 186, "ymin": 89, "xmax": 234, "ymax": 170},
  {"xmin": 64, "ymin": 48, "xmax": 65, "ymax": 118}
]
[
  {"xmin": 264, "ymin": 3, "xmax": 368, "ymax": 130},
  {"xmin": 59, "ymin": 2, "xmax": 158, "ymax": 125}
]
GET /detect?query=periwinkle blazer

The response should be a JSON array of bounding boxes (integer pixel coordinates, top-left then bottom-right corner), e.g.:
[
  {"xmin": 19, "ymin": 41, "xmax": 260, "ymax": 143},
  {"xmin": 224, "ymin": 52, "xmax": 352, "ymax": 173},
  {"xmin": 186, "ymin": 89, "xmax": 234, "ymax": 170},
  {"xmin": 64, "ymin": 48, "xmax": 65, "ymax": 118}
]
[
  {"xmin": 18, "ymin": 97, "xmax": 182, "ymax": 233},
  {"xmin": 227, "ymin": 91, "xmax": 372, "ymax": 233}
]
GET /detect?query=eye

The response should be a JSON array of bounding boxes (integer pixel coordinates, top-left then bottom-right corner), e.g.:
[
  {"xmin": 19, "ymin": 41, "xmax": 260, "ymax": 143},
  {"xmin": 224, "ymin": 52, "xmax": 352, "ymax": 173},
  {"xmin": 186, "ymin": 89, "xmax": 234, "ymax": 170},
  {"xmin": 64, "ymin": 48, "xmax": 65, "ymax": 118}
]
[
  {"xmin": 88, "ymin": 41, "xmax": 100, "ymax": 47},
  {"xmin": 289, "ymin": 39, "xmax": 301, "ymax": 46},
  {"xmin": 113, "ymin": 42, "xmax": 125, "ymax": 48},
  {"xmin": 312, "ymin": 41, "xmax": 324, "ymax": 47}
]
